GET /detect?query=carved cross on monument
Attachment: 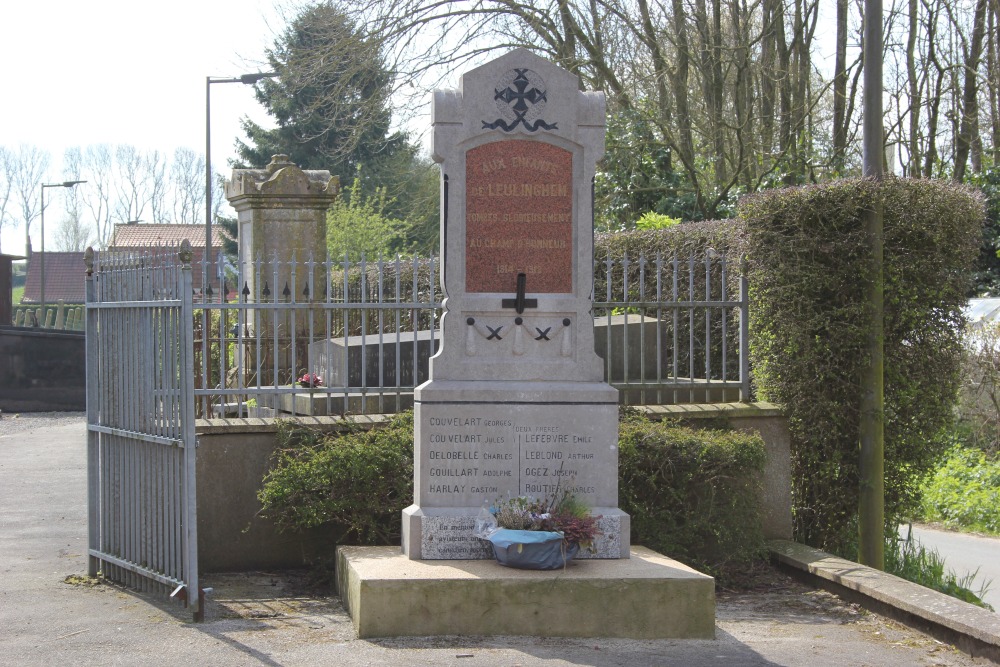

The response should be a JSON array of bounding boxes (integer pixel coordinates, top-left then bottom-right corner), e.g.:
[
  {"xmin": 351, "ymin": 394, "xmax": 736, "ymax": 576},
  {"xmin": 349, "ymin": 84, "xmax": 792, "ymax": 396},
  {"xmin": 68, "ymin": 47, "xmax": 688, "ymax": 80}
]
[{"xmin": 500, "ymin": 273, "xmax": 538, "ymax": 314}]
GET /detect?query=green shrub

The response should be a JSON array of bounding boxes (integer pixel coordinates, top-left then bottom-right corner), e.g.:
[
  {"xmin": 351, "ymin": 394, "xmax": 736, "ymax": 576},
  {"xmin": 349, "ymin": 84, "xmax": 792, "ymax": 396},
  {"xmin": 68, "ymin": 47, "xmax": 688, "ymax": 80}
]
[
  {"xmin": 617, "ymin": 410, "xmax": 767, "ymax": 573},
  {"xmin": 921, "ymin": 445, "xmax": 1000, "ymax": 534},
  {"xmin": 258, "ymin": 409, "xmax": 767, "ymax": 574},
  {"xmin": 737, "ymin": 178, "xmax": 984, "ymax": 555},
  {"xmin": 327, "ymin": 170, "xmax": 408, "ymax": 260},
  {"xmin": 257, "ymin": 413, "xmax": 414, "ymax": 544},
  {"xmin": 636, "ymin": 212, "xmax": 681, "ymax": 230}
]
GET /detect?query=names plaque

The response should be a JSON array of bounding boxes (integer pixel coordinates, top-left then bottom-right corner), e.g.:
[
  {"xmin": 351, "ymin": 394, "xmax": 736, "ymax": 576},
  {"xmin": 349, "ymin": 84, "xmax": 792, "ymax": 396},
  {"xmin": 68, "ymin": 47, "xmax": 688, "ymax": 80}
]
[{"xmin": 416, "ymin": 406, "xmax": 618, "ymax": 509}]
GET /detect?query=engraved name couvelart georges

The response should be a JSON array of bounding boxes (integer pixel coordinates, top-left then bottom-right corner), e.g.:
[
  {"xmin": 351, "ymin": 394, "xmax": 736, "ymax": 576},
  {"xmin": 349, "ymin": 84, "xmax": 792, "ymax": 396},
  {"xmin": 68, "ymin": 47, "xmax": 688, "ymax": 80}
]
[{"xmin": 465, "ymin": 140, "xmax": 573, "ymax": 293}]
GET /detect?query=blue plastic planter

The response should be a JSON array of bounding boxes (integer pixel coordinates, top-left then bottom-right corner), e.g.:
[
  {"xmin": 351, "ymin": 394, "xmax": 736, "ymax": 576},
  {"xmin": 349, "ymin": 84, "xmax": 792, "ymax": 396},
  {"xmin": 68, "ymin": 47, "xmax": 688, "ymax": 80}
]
[{"xmin": 486, "ymin": 529, "xmax": 579, "ymax": 570}]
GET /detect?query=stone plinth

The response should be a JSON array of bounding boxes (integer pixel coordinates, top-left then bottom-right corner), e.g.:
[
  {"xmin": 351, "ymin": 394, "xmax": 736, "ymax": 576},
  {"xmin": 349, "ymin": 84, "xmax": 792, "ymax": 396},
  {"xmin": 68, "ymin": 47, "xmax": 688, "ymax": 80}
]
[
  {"xmin": 403, "ymin": 380, "xmax": 627, "ymax": 560},
  {"xmin": 336, "ymin": 545, "xmax": 715, "ymax": 639}
]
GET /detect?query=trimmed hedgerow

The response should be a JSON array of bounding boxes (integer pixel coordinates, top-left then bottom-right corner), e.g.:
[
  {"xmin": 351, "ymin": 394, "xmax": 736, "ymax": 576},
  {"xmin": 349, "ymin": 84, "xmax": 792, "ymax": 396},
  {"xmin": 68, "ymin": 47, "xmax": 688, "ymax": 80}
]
[
  {"xmin": 594, "ymin": 220, "xmax": 738, "ymax": 302},
  {"xmin": 617, "ymin": 409, "xmax": 767, "ymax": 573},
  {"xmin": 257, "ymin": 410, "xmax": 766, "ymax": 574},
  {"xmin": 737, "ymin": 178, "xmax": 984, "ymax": 555}
]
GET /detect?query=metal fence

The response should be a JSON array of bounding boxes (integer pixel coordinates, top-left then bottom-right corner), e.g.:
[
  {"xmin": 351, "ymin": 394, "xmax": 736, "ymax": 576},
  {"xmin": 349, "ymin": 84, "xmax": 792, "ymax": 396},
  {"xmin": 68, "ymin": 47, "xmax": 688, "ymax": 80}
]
[
  {"xmin": 180, "ymin": 248, "xmax": 748, "ymax": 418},
  {"xmin": 594, "ymin": 251, "xmax": 749, "ymax": 405},
  {"xmin": 85, "ymin": 245, "xmax": 201, "ymax": 619}
]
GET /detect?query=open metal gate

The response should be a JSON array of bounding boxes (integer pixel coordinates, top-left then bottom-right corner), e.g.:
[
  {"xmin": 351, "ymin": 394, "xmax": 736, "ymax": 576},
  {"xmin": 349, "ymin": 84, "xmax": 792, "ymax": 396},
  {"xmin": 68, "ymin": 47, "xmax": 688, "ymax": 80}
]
[{"xmin": 85, "ymin": 242, "xmax": 201, "ymax": 619}]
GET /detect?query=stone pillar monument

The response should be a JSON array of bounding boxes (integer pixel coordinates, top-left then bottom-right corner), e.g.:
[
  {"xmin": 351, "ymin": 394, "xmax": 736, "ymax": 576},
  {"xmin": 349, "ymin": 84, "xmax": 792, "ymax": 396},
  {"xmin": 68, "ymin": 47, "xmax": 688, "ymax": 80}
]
[
  {"xmin": 226, "ymin": 154, "xmax": 339, "ymax": 297},
  {"xmin": 402, "ymin": 49, "xmax": 629, "ymax": 560},
  {"xmin": 226, "ymin": 155, "xmax": 339, "ymax": 385}
]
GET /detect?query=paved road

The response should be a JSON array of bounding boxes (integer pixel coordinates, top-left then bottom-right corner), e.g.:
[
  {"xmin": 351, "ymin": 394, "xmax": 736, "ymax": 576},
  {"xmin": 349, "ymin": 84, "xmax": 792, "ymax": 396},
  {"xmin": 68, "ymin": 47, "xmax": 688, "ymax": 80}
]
[
  {"xmin": 903, "ymin": 523, "xmax": 1000, "ymax": 612},
  {"xmin": 0, "ymin": 413, "xmax": 991, "ymax": 666}
]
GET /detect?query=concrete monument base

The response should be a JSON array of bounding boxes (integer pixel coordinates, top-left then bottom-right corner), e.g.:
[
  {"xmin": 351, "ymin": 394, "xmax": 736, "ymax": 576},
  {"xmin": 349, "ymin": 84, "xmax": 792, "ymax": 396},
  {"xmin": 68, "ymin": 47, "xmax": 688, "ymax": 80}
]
[{"xmin": 336, "ymin": 545, "xmax": 715, "ymax": 639}]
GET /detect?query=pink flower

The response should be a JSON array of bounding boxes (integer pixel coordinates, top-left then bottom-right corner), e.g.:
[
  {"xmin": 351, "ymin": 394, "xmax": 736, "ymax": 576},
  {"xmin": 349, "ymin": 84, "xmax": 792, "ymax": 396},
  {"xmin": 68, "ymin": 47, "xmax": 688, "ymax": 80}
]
[{"xmin": 297, "ymin": 372, "xmax": 323, "ymax": 388}]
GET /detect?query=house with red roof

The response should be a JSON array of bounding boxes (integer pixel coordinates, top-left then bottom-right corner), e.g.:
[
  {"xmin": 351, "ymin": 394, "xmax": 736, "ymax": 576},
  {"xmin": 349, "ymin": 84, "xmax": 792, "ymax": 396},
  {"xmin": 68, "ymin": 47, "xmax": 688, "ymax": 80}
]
[
  {"xmin": 110, "ymin": 222, "xmax": 231, "ymax": 297},
  {"xmin": 22, "ymin": 252, "xmax": 87, "ymax": 305}
]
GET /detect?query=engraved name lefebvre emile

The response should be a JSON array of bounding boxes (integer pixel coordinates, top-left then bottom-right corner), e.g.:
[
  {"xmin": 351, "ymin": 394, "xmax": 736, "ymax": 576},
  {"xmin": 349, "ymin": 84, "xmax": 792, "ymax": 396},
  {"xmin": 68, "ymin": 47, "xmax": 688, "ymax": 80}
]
[
  {"xmin": 483, "ymin": 68, "xmax": 558, "ymax": 132},
  {"xmin": 424, "ymin": 415, "xmax": 597, "ymax": 497}
]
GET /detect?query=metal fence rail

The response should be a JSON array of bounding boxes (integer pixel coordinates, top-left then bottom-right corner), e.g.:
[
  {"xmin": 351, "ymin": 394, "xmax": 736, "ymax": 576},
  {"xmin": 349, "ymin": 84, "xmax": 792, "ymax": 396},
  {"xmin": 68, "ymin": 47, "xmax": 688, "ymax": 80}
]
[
  {"xmin": 192, "ymin": 253, "xmax": 443, "ymax": 418},
  {"xmin": 179, "ymin": 249, "xmax": 747, "ymax": 418},
  {"xmin": 81, "ymin": 243, "xmax": 748, "ymax": 619},
  {"xmin": 85, "ymin": 244, "xmax": 200, "ymax": 619},
  {"xmin": 594, "ymin": 251, "xmax": 750, "ymax": 405}
]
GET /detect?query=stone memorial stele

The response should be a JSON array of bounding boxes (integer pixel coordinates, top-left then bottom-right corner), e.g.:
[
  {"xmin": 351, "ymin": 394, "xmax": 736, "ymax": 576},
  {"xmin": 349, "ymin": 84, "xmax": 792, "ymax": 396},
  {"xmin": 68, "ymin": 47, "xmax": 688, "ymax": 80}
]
[{"xmin": 402, "ymin": 49, "xmax": 630, "ymax": 560}]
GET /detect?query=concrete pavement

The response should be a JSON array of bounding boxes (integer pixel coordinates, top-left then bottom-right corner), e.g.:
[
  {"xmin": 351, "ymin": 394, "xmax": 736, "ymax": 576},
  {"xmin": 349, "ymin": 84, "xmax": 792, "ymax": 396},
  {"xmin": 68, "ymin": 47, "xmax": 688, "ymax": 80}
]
[{"xmin": 0, "ymin": 413, "xmax": 993, "ymax": 666}]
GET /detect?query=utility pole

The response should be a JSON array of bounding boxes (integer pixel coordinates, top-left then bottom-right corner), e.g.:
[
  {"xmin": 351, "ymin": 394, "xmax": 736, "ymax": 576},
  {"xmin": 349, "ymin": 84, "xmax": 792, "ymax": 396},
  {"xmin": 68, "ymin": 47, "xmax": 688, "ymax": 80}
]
[{"xmin": 859, "ymin": 0, "xmax": 885, "ymax": 570}]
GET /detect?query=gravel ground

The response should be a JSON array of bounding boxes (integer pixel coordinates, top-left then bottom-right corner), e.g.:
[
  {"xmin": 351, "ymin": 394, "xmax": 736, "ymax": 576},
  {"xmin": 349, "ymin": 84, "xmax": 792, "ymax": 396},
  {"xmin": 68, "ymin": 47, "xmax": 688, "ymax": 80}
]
[{"xmin": 0, "ymin": 410, "xmax": 86, "ymax": 438}]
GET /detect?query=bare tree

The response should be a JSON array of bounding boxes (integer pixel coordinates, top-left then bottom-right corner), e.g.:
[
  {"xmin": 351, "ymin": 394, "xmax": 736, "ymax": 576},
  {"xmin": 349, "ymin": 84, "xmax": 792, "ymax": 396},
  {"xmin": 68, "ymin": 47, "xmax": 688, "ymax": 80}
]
[
  {"xmin": 112, "ymin": 144, "xmax": 153, "ymax": 225},
  {"xmin": 55, "ymin": 149, "xmax": 95, "ymax": 251},
  {"xmin": 11, "ymin": 144, "xmax": 51, "ymax": 256},
  {"xmin": 53, "ymin": 211, "xmax": 95, "ymax": 252},
  {"xmin": 170, "ymin": 147, "xmax": 204, "ymax": 225},
  {"xmin": 0, "ymin": 146, "xmax": 14, "ymax": 254},
  {"xmin": 76, "ymin": 145, "xmax": 115, "ymax": 247},
  {"xmin": 953, "ymin": 0, "xmax": 988, "ymax": 181},
  {"xmin": 147, "ymin": 150, "xmax": 168, "ymax": 224}
]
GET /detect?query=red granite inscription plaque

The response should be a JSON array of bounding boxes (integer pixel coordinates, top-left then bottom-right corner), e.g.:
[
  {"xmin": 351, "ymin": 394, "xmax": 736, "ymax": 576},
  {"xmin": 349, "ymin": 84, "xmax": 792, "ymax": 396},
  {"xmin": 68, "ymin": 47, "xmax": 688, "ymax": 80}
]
[{"xmin": 465, "ymin": 141, "xmax": 573, "ymax": 293}]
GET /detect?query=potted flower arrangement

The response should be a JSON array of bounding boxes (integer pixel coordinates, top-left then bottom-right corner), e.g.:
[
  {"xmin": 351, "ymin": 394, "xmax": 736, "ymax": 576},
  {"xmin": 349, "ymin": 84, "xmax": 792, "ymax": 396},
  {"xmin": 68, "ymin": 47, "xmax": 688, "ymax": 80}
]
[
  {"xmin": 296, "ymin": 372, "xmax": 323, "ymax": 388},
  {"xmin": 474, "ymin": 488, "xmax": 600, "ymax": 570}
]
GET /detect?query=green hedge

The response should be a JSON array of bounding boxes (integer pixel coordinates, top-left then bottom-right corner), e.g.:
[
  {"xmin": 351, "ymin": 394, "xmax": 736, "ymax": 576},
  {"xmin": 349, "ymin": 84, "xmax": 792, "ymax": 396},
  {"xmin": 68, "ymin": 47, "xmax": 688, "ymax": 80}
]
[
  {"xmin": 258, "ymin": 413, "xmax": 414, "ymax": 544},
  {"xmin": 618, "ymin": 410, "xmax": 766, "ymax": 572},
  {"xmin": 737, "ymin": 178, "xmax": 984, "ymax": 554},
  {"xmin": 257, "ymin": 410, "xmax": 766, "ymax": 574}
]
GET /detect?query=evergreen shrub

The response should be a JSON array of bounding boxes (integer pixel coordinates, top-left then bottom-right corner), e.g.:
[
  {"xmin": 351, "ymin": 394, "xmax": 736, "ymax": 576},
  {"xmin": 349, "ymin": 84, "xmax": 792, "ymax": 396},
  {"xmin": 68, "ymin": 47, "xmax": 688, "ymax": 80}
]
[
  {"xmin": 618, "ymin": 410, "xmax": 767, "ymax": 573},
  {"xmin": 737, "ymin": 178, "xmax": 984, "ymax": 555},
  {"xmin": 258, "ymin": 413, "xmax": 414, "ymax": 544}
]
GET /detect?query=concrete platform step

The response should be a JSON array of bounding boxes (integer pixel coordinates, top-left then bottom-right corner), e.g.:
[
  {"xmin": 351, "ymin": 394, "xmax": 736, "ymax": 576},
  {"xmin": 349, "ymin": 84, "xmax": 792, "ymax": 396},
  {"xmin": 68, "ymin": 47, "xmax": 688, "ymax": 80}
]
[{"xmin": 336, "ymin": 545, "xmax": 715, "ymax": 639}]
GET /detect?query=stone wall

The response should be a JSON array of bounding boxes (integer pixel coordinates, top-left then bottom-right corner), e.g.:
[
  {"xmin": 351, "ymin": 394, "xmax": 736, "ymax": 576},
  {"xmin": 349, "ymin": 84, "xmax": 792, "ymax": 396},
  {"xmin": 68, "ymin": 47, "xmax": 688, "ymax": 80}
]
[{"xmin": 0, "ymin": 327, "xmax": 86, "ymax": 412}]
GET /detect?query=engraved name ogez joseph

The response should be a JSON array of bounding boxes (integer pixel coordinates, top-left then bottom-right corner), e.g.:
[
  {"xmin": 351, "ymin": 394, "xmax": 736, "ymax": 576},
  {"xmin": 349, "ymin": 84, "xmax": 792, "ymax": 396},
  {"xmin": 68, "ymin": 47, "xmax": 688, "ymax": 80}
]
[{"xmin": 422, "ymin": 413, "xmax": 605, "ymax": 502}]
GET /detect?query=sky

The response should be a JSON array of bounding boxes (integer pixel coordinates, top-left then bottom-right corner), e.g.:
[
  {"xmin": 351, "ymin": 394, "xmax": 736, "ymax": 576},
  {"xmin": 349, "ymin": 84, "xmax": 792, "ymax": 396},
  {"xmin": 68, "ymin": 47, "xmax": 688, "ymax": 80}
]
[{"xmin": 0, "ymin": 0, "xmax": 289, "ymax": 254}]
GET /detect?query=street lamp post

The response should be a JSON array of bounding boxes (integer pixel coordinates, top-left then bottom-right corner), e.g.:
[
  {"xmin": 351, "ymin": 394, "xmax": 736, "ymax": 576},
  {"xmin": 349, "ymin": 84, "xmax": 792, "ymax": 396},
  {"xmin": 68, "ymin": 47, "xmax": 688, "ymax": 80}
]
[
  {"xmin": 205, "ymin": 72, "xmax": 277, "ymax": 299},
  {"xmin": 39, "ymin": 180, "xmax": 86, "ymax": 320}
]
